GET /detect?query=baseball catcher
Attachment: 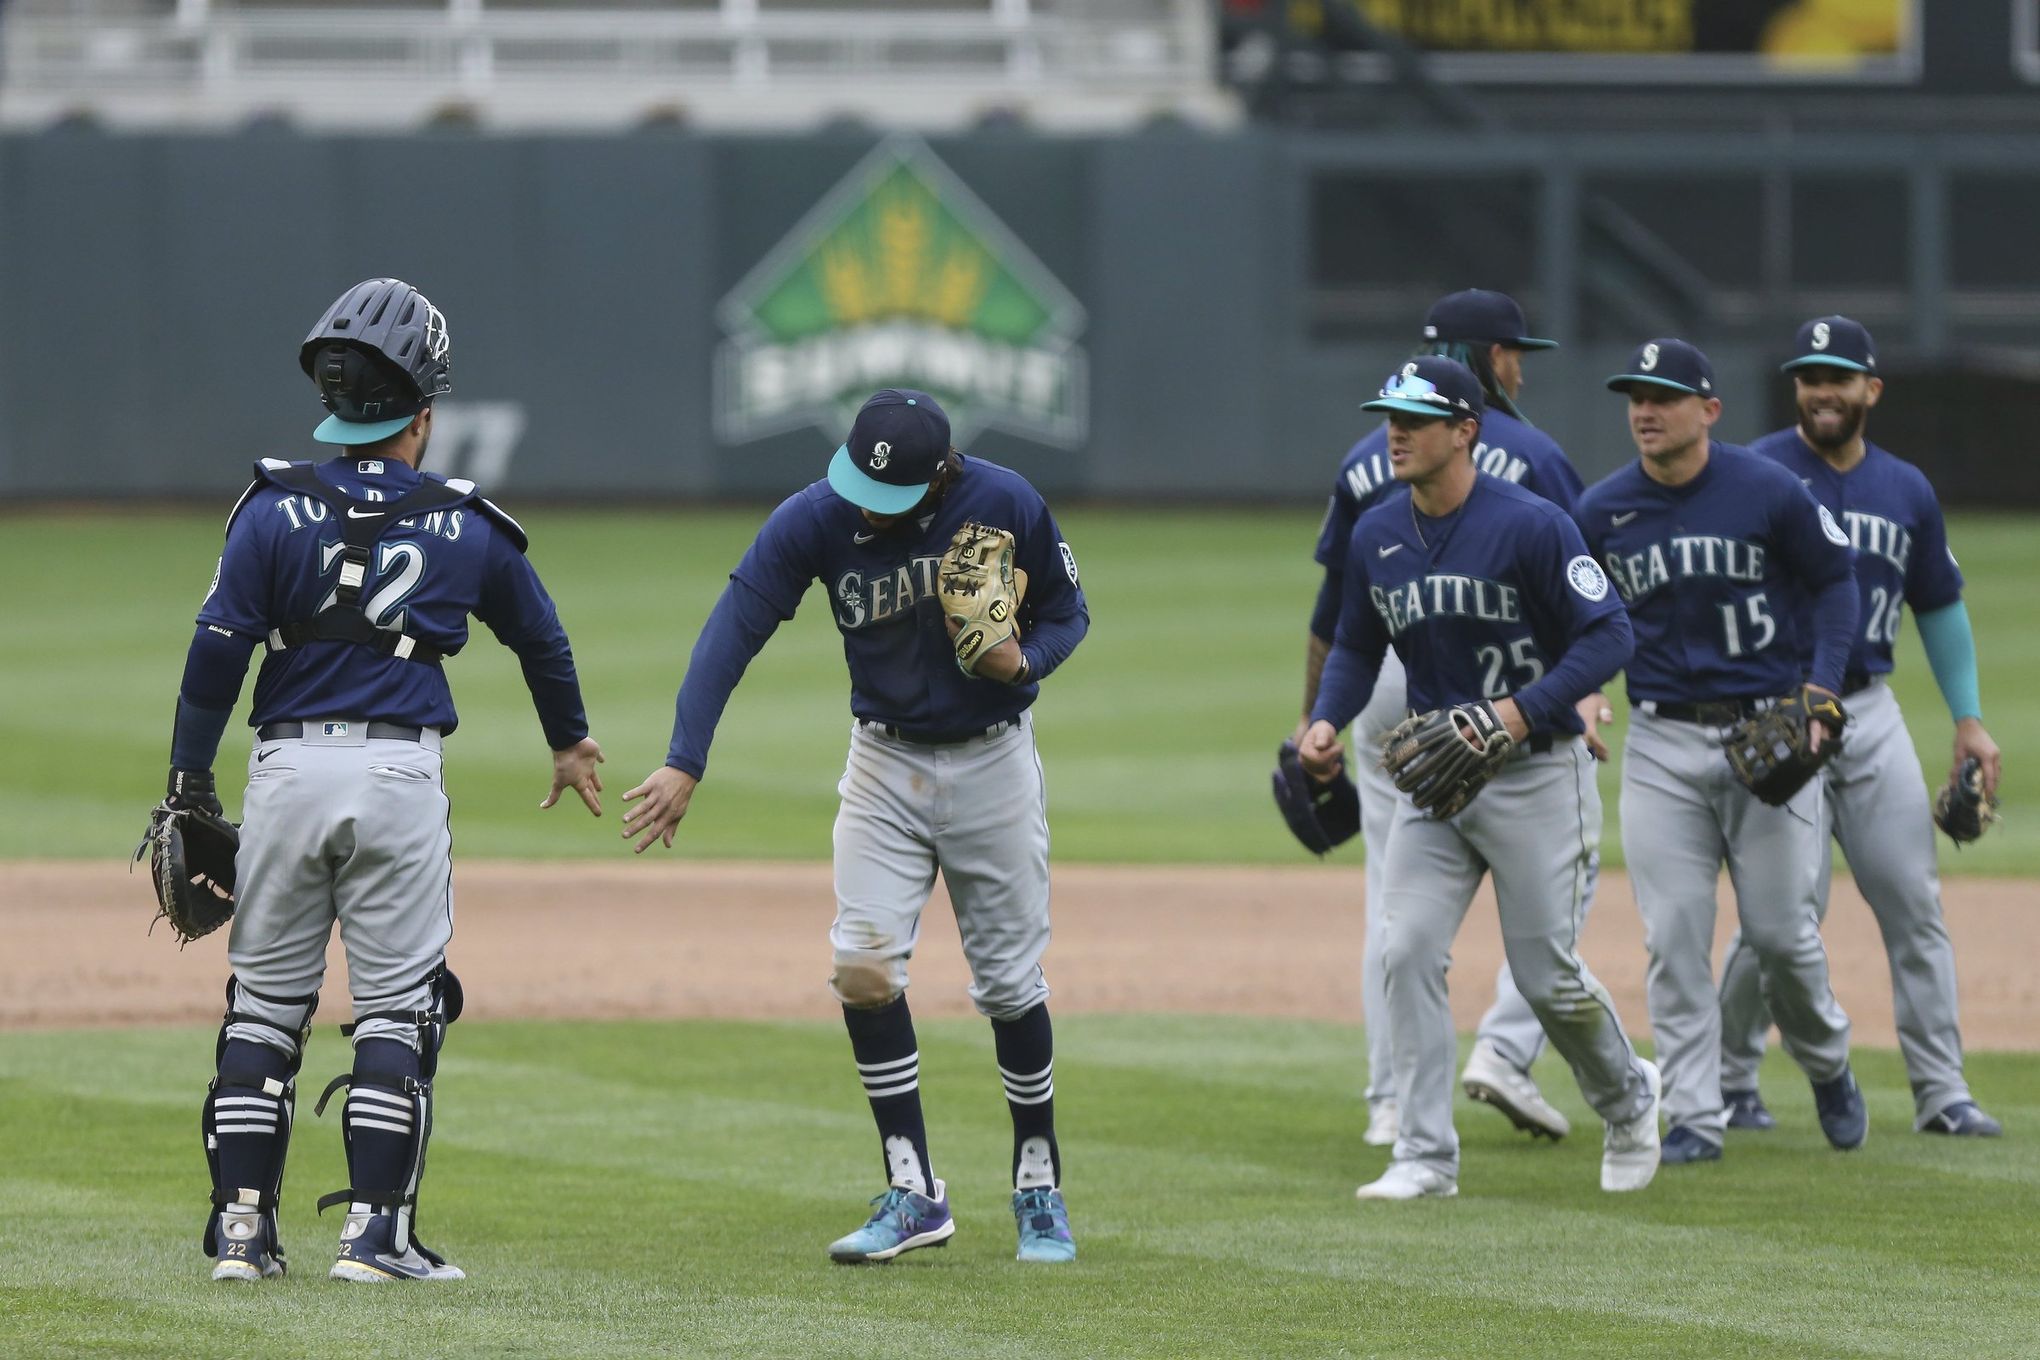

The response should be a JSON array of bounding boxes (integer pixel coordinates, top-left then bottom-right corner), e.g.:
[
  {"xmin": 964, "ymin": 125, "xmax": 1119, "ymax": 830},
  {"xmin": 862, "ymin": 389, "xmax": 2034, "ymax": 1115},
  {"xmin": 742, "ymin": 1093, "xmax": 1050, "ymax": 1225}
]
[
  {"xmin": 1723, "ymin": 686, "xmax": 1847, "ymax": 807},
  {"xmin": 1380, "ymin": 700, "xmax": 1516, "ymax": 821},
  {"xmin": 938, "ymin": 521, "xmax": 1025, "ymax": 676},
  {"xmin": 134, "ymin": 769, "xmax": 239, "ymax": 945},
  {"xmin": 1934, "ymin": 756, "xmax": 2000, "ymax": 846}
]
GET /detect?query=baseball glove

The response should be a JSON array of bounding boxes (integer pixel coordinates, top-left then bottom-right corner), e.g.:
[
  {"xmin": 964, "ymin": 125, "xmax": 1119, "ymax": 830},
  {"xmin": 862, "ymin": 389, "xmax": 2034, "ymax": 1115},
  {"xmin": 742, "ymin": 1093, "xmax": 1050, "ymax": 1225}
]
[
  {"xmin": 1271, "ymin": 739, "xmax": 1361, "ymax": 856},
  {"xmin": 1933, "ymin": 756, "xmax": 2000, "ymax": 846},
  {"xmin": 938, "ymin": 520, "xmax": 1021, "ymax": 677},
  {"xmin": 1380, "ymin": 701, "xmax": 1514, "ymax": 820},
  {"xmin": 1723, "ymin": 687, "xmax": 1846, "ymax": 807},
  {"xmin": 133, "ymin": 770, "xmax": 239, "ymax": 945}
]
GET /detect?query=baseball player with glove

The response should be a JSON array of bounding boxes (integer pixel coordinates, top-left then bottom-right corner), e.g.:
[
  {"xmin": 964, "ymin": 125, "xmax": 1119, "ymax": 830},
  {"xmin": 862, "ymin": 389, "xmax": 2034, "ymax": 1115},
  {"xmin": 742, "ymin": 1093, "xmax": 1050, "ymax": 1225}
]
[
  {"xmin": 1581, "ymin": 338, "xmax": 1862, "ymax": 1166},
  {"xmin": 1293, "ymin": 290, "xmax": 1597, "ymax": 1148},
  {"xmin": 1298, "ymin": 356, "xmax": 1661, "ymax": 1201},
  {"xmin": 621, "ymin": 389, "xmax": 1089, "ymax": 1263},
  {"xmin": 154, "ymin": 277, "xmax": 604, "ymax": 1284},
  {"xmin": 1716, "ymin": 317, "xmax": 2002, "ymax": 1138}
]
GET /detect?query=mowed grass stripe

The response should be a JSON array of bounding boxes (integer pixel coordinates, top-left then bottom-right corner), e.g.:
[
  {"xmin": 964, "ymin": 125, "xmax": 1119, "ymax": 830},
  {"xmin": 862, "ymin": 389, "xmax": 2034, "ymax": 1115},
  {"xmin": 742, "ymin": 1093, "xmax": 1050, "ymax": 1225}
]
[
  {"xmin": 3, "ymin": 1016, "xmax": 2036, "ymax": 1359},
  {"xmin": 7, "ymin": 508, "xmax": 2036, "ymax": 870}
]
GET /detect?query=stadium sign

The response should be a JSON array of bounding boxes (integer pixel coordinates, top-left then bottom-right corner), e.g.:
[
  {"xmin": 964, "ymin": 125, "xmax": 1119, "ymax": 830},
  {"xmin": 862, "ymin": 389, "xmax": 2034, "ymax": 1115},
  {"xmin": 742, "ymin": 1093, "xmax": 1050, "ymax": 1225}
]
[{"xmin": 714, "ymin": 136, "xmax": 1088, "ymax": 449}]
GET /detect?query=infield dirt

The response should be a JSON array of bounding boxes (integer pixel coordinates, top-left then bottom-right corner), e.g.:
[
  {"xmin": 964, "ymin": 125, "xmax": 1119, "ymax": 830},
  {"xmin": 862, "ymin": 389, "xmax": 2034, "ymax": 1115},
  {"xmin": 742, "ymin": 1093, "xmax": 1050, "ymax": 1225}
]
[{"xmin": 8, "ymin": 861, "xmax": 2035, "ymax": 1049}]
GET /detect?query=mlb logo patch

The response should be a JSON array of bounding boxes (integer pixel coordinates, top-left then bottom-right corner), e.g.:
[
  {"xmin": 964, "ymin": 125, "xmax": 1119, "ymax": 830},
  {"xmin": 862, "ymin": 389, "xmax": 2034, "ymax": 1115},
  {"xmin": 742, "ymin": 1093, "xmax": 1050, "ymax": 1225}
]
[
  {"xmin": 358, "ymin": 461, "xmax": 385, "ymax": 475},
  {"xmin": 321, "ymin": 721, "xmax": 350, "ymax": 737}
]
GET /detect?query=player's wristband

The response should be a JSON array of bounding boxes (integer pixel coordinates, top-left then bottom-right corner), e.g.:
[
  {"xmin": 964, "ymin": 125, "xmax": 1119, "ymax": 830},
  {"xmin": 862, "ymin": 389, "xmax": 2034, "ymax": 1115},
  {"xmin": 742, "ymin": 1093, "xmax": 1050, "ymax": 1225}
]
[{"xmin": 1011, "ymin": 654, "xmax": 1032, "ymax": 686}]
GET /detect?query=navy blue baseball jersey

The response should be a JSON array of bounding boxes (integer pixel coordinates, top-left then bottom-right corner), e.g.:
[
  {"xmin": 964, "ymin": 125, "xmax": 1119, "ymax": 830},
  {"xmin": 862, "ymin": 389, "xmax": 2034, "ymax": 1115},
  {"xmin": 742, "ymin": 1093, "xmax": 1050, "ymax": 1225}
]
[
  {"xmin": 1578, "ymin": 440, "xmax": 1860, "ymax": 703},
  {"xmin": 194, "ymin": 455, "xmax": 584, "ymax": 742},
  {"xmin": 1311, "ymin": 476, "xmax": 1632, "ymax": 736},
  {"xmin": 1751, "ymin": 428, "xmax": 1963, "ymax": 682},
  {"xmin": 665, "ymin": 456, "xmax": 1088, "ymax": 775},
  {"xmin": 1314, "ymin": 408, "xmax": 1586, "ymax": 580}
]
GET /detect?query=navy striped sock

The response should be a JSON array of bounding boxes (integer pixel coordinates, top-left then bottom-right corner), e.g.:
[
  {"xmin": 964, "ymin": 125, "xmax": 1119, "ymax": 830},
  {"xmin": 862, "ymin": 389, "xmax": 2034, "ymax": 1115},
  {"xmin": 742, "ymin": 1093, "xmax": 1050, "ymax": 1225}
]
[
  {"xmin": 992, "ymin": 1003, "xmax": 1059, "ymax": 1189},
  {"xmin": 842, "ymin": 998, "xmax": 933, "ymax": 1195}
]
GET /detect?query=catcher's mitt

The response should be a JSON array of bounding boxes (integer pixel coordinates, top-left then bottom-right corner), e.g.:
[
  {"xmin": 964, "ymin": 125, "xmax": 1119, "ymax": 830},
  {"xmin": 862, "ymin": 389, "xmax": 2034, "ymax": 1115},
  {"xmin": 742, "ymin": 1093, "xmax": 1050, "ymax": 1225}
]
[
  {"xmin": 1380, "ymin": 701, "xmax": 1514, "ymax": 820},
  {"xmin": 938, "ymin": 520, "xmax": 1022, "ymax": 677},
  {"xmin": 1723, "ymin": 686, "xmax": 1846, "ymax": 808},
  {"xmin": 133, "ymin": 771, "xmax": 240, "ymax": 945},
  {"xmin": 1271, "ymin": 739, "xmax": 1361, "ymax": 856},
  {"xmin": 1933, "ymin": 756, "xmax": 2000, "ymax": 846}
]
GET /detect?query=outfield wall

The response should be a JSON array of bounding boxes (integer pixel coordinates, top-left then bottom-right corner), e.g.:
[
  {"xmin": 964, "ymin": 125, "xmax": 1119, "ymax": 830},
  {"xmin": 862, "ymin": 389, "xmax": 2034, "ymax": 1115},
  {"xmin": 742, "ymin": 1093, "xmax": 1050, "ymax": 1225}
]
[{"xmin": 6, "ymin": 127, "xmax": 2040, "ymax": 504}]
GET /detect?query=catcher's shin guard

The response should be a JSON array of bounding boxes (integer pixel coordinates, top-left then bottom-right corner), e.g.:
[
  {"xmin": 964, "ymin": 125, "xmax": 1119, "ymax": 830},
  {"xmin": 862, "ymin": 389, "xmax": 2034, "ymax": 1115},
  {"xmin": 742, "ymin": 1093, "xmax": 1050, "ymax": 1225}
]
[
  {"xmin": 202, "ymin": 979, "xmax": 317, "ymax": 1266},
  {"xmin": 314, "ymin": 966, "xmax": 462, "ymax": 1259}
]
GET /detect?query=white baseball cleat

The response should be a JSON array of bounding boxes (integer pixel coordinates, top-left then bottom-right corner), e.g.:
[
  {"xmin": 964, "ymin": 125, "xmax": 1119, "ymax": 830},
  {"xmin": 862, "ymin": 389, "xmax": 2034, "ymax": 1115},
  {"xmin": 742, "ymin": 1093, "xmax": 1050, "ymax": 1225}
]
[
  {"xmin": 1355, "ymin": 1162, "xmax": 1457, "ymax": 1201},
  {"xmin": 1363, "ymin": 1099, "xmax": 1400, "ymax": 1148},
  {"xmin": 1601, "ymin": 1058, "xmax": 1663, "ymax": 1193},
  {"xmin": 1461, "ymin": 1037, "xmax": 1571, "ymax": 1140}
]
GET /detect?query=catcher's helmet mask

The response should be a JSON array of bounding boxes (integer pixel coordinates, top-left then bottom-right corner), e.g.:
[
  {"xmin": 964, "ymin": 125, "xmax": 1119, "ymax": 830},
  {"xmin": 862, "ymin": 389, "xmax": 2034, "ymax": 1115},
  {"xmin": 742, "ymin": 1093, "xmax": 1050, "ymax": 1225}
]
[{"xmin": 300, "ymin": 278, "xmax": 453, "ymax": 445}]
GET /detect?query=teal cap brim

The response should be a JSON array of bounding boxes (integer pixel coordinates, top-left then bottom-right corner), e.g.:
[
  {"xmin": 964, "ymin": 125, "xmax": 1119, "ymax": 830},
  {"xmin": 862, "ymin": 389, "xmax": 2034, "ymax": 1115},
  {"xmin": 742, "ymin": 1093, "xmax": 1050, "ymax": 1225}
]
[
  {"xmin": 1780, "ymin": 355, "xmax": 1873, "ymax": 374},
  {"xmin": 1512, "ymin": 336, "xmax": 1560, "ymax": 350},
  {"xmin": 1606, "ymin": 374, "xmax": 1703, "ymax": 396},
  {"xmin": 315, "ymin": 412, "xmax": 416, "ymax": 445},
  {"xmin": 827, "ymin": 445, "xmax": 929, "ymax": 514},
  {"xmin": 1362, "ymin": 398, "xmax": 1456, "ymax": 419}
]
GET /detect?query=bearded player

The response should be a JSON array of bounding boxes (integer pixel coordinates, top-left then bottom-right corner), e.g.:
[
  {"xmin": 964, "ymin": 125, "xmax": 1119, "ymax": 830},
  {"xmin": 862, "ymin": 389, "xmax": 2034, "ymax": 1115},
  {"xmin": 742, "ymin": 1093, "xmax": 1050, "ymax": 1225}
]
[{"xmin": 1716, "ymin": 316, "xmax": 2002, "ymax": 1138}]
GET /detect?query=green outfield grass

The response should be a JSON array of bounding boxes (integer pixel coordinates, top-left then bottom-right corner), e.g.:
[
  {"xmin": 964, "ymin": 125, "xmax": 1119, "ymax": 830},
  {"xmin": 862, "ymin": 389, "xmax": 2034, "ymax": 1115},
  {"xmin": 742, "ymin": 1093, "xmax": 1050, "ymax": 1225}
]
[
  {"xmin": 3, "ymin": 508, "xmax": 2035, "ymax": 870},
  {"xmin": 0, "ymin": 1016, "xmax": 2033, "ymax": 1359}
]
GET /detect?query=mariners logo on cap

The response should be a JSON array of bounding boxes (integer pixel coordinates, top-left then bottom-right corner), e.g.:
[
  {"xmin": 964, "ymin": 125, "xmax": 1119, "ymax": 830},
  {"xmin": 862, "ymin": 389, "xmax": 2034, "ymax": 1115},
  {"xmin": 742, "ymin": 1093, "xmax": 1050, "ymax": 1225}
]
[
  {"xmin": 1812, "ymin": 322, "xmax": 1831, "ymax": 351},
  {"xmin": 1641, "ymin": 344, "xmax": 1660, "ymax": 371},
  {"xmin": 869, "ymin": 441, "xmax": 891, "ymax": 470}
]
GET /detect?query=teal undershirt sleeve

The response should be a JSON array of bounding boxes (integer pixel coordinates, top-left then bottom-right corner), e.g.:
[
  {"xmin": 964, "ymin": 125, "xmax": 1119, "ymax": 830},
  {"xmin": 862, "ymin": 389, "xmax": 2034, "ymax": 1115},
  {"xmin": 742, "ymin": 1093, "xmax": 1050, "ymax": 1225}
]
[{"xmin": 1915, "ymin": 601, "xmax": 1981, "ymax": 722}]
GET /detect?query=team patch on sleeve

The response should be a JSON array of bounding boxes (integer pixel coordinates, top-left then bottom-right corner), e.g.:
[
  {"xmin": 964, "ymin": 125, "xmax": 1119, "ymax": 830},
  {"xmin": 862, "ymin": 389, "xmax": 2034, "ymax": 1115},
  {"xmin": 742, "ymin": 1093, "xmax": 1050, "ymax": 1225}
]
[
  {"xmin": 1059, "ymin": 541, "xmax": 1080, "ymax": 586},
  {"xmin": 1566, "ymin": 555, "xmax": 1610, "ymax": 602},
  {"xmin": 1818, "ymin": 505, "xmax": 1850, "ymax": 546}
]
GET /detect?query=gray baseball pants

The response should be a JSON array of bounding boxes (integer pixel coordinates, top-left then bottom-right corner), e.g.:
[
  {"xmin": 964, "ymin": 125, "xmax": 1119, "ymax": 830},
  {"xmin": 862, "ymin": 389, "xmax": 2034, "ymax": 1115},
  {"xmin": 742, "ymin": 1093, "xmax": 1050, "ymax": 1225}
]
[
  {"xmin": 226, "ymin": 725, "xmax": 454, "ymax": 1055},
  {"xmin": 1381, "ymin": 739, "xmax": 1653, "ymax": 1179},
  {"xmin": 829, "ymin": 711, "xmax": 1052, "ymax": 1020},
  {"xmin": 1718, "ymin": 679, "xmax": 1970, "ymax": 1124},
  {"xmin": 1621, "ymin": 708, "xmax": 1852, "ymax": 1140}
]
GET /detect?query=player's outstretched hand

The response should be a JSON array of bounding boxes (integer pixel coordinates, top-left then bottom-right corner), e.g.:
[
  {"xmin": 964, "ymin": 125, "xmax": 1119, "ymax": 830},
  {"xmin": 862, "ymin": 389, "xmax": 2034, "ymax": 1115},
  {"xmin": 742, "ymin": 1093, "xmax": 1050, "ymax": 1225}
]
[
  {"xmin": 1297, "ymin": 719, "xmax": 1345, "ymax": 781},
  {"xmin": 1576, "ymin": 693, "xmax": 1616, "ymax": 762},
  {"xmin": 1953, "ymin": 717, "xmax": 2002, "ymax": 796},
  {"xmin": 544, "ymin": 737, "xmax": 606, "ymax": 816},
  {"xmin": 621, "ymin": 765, "xmax": 699, "ymax": 854}
]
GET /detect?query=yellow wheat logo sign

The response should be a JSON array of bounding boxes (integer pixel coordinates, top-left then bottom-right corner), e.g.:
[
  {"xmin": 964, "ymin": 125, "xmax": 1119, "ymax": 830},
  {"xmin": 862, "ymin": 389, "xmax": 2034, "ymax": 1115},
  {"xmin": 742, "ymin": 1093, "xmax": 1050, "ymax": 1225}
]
[{"xmin": 715, "ymin": 135, "xmax": 1088, "ymax": 449}]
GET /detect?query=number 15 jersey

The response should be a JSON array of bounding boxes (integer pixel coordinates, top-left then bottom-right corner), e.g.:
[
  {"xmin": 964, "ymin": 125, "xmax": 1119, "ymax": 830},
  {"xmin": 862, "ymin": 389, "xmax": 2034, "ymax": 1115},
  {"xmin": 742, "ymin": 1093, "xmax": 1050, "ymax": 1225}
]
[{"xmin": 1577, "ymin": 440, "xmax": 1857, "ymax": 704}]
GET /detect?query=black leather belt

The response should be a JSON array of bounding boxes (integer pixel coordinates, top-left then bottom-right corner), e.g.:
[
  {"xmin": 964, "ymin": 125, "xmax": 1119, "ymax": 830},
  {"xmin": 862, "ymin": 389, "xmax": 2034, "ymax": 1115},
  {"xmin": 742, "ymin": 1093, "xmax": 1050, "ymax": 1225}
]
[
  {"xmin": 858, "ymin": 717, "xmax": 1019, "ymax": 746},
  {"xmin": 1648, "ymin": 700, "xmax": 1767, "ymax": 725},
  {"xmin": 1841, "ymin": 673, "xmax": 1875, "ymax": 697},
  {"xmin": 1524, "ymin": 734, "xmax": 1555, "ymax": 755},
  {"xmin": 256, "ymin": 721, "xmax": 426, "ymax": 742}
]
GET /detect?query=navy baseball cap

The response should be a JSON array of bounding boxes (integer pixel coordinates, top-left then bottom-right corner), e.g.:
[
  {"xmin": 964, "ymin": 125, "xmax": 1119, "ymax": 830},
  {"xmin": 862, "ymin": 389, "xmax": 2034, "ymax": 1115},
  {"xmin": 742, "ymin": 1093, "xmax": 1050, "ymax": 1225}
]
[
  {"xmin": 1607, "ymin": 338, "xmax": 1716, "ymax": 397},
  {"xmin": 1421, "ymin": 289, "xmax": 1557, "ymax": 350},
  {"xmin": 1362, "ymin": 356, "xmax": 1486, "ymax": 422},
  {"xmin": 828, "ymin": 389, "xmax": 951, "ymax": 514},
  {"xmin": 1781, "ymin": 315, "xmax": 1877, "ymax": 374}
]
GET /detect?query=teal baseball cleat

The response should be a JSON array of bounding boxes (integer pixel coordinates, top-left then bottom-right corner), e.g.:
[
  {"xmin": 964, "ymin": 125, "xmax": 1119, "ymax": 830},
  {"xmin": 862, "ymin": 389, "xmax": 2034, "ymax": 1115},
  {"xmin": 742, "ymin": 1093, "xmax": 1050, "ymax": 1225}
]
[
  {"xmin": 1012, "ymin": 1186, "xmax": 1076, "ymax": 1262},
  {"xmin": 828, "ymin": 1180, "xmax": 956, "ymax": 1263}
]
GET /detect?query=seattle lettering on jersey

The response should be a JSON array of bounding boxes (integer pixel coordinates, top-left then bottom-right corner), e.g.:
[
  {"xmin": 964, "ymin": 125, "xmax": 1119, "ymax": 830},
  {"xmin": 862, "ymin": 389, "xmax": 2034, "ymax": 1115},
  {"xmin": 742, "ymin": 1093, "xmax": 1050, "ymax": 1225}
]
[
  {"xmin": 1371, "ymin": 574, "xmax": 1522, "ymax": 637},
  {"xmin": 1842, "ymin": 511, "xmax": 1912, "ymax": 575},
  {"xmin": 1605, "ymin": 535, "xmax": 1766, "ymax": 603},
  {"xmin": 834, "ymin": 555, "xmax": 944, "ymax": 629}
]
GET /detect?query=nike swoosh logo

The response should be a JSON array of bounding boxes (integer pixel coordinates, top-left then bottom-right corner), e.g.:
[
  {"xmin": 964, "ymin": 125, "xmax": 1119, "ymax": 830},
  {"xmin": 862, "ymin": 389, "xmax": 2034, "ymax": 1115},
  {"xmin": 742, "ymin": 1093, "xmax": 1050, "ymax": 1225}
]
[
  {"xmin": 1611, "ymin": 511, "xmax": 1640, "ymax": 526},
  {"xmin": 1377, "ymin": 544, "xmax": 1404, "ymax": 558},
  {"xmin": 853, "ymin": 532, "xmax": 876, "ymax": 544},
  {"xmin": 347, "ymin": 508, "xmax": 387, "ymax": 519},
  {"xmin": 256, "ymin": 748, "xmax": 279, "ymax": 762}
]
